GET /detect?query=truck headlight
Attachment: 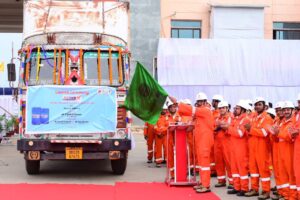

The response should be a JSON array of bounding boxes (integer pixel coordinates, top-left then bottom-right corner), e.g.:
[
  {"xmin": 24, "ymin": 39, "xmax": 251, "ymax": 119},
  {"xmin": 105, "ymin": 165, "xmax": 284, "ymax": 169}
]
[{"xmin": 117, "ymin": 129, "xmax": 126, "ymax": 139}]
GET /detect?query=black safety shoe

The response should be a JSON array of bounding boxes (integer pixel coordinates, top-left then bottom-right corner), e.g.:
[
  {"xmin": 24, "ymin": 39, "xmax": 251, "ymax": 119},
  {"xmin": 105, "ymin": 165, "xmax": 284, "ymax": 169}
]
[
  {"xmin": 237, "ymin": 190, "xmax": 247, "ymax": 196},
  {"xmin": 215, "ymin": 182, "xmax": 226, "ymax": 187},
  {"xmin": 227, "ymin": 189, "xmax": 240, "ymax": 195}
]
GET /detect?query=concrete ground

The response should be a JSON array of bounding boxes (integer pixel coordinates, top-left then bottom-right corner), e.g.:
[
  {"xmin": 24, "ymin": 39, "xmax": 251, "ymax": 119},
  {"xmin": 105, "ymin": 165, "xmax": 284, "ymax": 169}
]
[{"xmin": 0, "ymin": 129, "xmax": 270, "ymax": 200}]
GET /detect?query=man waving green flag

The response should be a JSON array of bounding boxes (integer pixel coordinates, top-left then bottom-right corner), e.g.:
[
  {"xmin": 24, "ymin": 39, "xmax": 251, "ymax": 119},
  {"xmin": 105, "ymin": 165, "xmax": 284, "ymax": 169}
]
[{"xmin": 124, "ymin": 62, "xmax": 168, "ymax": 125}]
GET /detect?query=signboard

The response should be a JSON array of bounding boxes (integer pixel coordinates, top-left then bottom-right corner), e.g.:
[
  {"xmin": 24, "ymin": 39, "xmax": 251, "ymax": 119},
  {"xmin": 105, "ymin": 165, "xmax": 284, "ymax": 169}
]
[
  {"xmin": 23, "ymin": 0, "xmax": 129, "ymax": 42},
  {"xmin": 26, "ymin": 85, "xmax": 117, "ymax": 134}
]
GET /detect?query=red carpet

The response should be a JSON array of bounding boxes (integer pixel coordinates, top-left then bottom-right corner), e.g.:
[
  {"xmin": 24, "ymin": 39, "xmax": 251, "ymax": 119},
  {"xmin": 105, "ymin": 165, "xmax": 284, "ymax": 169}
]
[
  {"xmin": 115, "ymin": 182, "xmax": 220, "ymax": 200},
  {"xmin": 0, "ymin": 182, "xmax": 220, "ymax": 200}
]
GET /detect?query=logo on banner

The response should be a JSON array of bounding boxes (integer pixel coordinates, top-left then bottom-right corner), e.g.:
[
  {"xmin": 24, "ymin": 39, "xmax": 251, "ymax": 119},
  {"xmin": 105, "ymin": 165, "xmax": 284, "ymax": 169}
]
[{"xmin": 62, "ymin": 96, "xmax": 81, "ymax": 102}]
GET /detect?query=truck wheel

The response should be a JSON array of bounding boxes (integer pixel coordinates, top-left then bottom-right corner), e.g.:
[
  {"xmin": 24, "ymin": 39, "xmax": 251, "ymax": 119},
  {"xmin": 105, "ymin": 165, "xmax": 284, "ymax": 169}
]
[
  {"xmin": 111, "ymin": 158, "xmax": 127, "ymax": 175},
  {"xmin": 25, "ymin": 160, "xmax": 40, "ymax": 175}
]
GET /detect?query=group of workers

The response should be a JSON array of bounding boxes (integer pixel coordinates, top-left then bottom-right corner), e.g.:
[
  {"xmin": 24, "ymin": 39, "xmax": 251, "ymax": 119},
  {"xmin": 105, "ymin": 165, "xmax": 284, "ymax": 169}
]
[{"xmin": 143, "ymin": 92, "xmax": 300, "ymax": 200}]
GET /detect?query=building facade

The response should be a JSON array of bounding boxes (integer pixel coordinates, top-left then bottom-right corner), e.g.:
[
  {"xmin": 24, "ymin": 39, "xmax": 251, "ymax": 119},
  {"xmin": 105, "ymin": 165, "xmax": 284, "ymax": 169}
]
[{"xmin": 160, "ymin": 0, "xmax": 300, "ymax": 39}]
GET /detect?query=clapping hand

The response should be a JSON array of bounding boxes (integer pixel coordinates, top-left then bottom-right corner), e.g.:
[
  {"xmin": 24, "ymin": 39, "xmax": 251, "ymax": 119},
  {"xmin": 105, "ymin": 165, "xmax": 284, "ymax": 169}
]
[
  {"xmin": 289, "ymin": 127, "xmax": 299, "ymax": 138},
  {"xmin": 244, "ymin": 123, "xmax": 251, "ymax": 132}
]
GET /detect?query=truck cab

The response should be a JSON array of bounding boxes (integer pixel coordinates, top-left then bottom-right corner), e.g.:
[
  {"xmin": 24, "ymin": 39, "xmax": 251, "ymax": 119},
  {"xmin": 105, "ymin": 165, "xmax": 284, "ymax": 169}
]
[{"xmin": 14, "ymin": 0, "xmax": 132, "ymax": 175}]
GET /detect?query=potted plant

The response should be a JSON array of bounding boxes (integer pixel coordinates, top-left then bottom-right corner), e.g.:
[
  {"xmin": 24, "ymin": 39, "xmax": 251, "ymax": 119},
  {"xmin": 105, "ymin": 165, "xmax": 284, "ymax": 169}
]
[{"xmin": 5, "ymin": 116, "xmax": 18, "ymax": 137}]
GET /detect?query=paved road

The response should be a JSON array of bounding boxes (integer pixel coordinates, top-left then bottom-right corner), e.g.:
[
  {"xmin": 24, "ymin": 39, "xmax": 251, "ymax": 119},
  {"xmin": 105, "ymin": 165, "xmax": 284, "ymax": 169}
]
[{"xmin": 0, "ymin": 131, "xmax": 263, "ymax": 200}]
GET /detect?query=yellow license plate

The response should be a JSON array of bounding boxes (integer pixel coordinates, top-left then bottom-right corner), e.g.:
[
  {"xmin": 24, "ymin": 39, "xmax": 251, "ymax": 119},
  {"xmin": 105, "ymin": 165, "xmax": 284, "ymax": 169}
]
[{"xmin": 65, "ymin": 147, "xmax": 83, "ymax": 159}]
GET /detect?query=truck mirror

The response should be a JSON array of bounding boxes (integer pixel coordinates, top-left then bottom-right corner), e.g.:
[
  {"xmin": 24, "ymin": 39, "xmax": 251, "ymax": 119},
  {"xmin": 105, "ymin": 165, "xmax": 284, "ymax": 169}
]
[{"xmin": 7, "ymin": 63, "xmax": 16, "ymax": 82}]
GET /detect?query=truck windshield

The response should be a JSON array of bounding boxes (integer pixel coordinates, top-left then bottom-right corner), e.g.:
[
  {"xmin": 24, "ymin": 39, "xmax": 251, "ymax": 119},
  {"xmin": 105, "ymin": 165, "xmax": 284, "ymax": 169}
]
[
  {"xmin": 84, "ymin": 51, "xmax": 124, "ymax": 87},
  {"xmin": 24, "ymin": 49, "xmax": 124, "ymax": 87},
  {"xmin": 26, "ymin": 51, "xmax": 65, "ymax": 85}
]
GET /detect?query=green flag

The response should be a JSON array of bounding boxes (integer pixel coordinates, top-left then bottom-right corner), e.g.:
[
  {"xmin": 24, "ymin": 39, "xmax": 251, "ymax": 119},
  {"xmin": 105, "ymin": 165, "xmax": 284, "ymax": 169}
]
[{"xmin": 124, "ymin": 62, "xmax": 168, "ymax": 124}]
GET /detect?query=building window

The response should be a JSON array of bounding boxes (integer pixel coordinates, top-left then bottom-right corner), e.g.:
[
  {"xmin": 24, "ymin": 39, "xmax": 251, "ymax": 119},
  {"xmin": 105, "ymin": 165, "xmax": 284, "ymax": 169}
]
[
  {"xmin": 171, "ymin": 20, "xmax": 201, "ymax": 38},
  {"xmin": 273, "ymin": 22, "xmax": 300, "ymax": 40}
]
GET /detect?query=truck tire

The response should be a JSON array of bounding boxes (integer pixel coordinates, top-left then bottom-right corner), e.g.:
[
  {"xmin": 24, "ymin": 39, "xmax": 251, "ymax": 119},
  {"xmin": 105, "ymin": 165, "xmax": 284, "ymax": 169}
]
[
  {"xmin": 25, "ymin": 160, "xmax": 40, "ymax": 175},
  {"xmin": 111, "ymin": 158, "xmax": 127, "ymax": 175}
]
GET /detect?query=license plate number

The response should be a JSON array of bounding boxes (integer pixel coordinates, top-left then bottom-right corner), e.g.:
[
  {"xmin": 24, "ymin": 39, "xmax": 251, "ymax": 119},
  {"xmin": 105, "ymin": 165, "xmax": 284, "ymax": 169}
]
[{"xmin": 65, "ymin": 147, "xmax": 83, "ymax": 159}]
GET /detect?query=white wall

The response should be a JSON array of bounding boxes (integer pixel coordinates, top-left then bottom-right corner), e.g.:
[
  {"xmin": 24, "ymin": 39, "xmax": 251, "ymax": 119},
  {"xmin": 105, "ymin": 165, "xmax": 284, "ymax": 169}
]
[{"xmin": 210, "ymin": 6, "xmax": 264, "ymax": 39}]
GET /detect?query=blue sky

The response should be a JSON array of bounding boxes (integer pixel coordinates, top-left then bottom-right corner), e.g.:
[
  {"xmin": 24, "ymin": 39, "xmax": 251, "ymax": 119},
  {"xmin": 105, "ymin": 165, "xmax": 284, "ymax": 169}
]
[{"xmin": 0, "ymin": 33, "xmax": 22, "ymax": 87}]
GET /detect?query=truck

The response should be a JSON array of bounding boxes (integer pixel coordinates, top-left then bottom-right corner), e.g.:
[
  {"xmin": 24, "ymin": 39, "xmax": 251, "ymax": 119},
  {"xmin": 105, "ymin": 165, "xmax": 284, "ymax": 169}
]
[{"xmin": 7, "ymin": 0, "xmax": 132, "ymax": 175}]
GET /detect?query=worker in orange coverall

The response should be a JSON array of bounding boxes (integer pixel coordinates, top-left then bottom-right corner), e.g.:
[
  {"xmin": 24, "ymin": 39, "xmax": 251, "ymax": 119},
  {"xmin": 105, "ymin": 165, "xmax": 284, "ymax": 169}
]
[
  {"xmin": 272, "ymin": 101, "xmax": 297, "ymax": 200},
  {"xmin": 214, "ymin": 101, "xmax": 233, "ymax": 188},
  {"xmin": 164, "ymin": 98, "xmax": 182, "ymax": 179},
  {"xmin": 170, "ymin": 92, "xmax": 214, "ymax": 193},
  {"xmin": 144, "ymin": 122, "xmax": 155, "ymax": 163},
  {"xmin": 289, "ymin": 94, "xmax": 300, "ymax": 199},
  {"xmin": 210, "ymin": 94, "xmax": 223, "ymax": 178},
  {"xmin": 227, "ymin": 100, "xmax": 251, "ymax": 196},
  {"xmin": 180, "ymin": 99, "xmax": 195, "ymax": 172},
  {"xmin": 154, "ymin": 103, "xmax": 169, "ymax": 168},
  {"xmin": 269, "ymin": 102, "xmax": 285, "ymax": 199},
  {"xmin": 244, "ymin": 97, "xmax": 273, "ymax": 200}
]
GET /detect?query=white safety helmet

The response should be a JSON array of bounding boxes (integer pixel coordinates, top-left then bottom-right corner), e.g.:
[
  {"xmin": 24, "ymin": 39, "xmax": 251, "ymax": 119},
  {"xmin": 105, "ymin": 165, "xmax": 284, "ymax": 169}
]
[
  {"xmin": 218, "ymin": 101, "xmax": 229, "ymax": 108},
  {"xmin": 297, "ymin": 93, "xmax": 300, "ymax": 101},
  {"xmin": 245, "ymin": 99, "xmax": 253, "ymax": 105},
  {"xmin": 244, "ymin": 99, "xmax": 253, "ymax": 110},
  {"xmin": 246, "ymin": 104, "xmax": 253, "ymax": 111},
  {"xmin": 282, "ymin": 101, "xmax": 294, "ymax": 109},
  {"xmin": 212, "ymin": 94, "xmax": 224, "ymax": 102},
  {"xmin": 181, "ymin": 99, "xmax": 192, "ymax": 105},
  {"xmin": 253, "ymin": 97, "xmax": 265, "ymax": 105},
  {"xmin": 164, "ymin": 97, "xmax": 175, "ymax": 108},
  {"xmin": 196, "ymin": 92, "xmax": 207, "ymax": 101},
  {"xmin": 267, "ymin": 108, "xmax": 276, "ymax": 116},
  {"xmin": 162, "ymin": 103, "xmax": 168, "ymax": 109},
  {"xmin": 236, "ymin": 100, "xmax": 249, "ymax": 110},
  {"xmin": 274, "ymin": 101, "xmax": 284, "ymax": 109}
]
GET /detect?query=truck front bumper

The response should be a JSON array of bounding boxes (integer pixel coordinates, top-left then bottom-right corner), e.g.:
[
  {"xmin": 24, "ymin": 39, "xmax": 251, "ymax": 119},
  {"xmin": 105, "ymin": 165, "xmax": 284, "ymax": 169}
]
[
  {"xmin": 17, "ymin": 139, "xmax": 131, "ymax": 152},
  {"xmin": 17, "ymin": 139, "xmax": 131, "ymax": 160}
]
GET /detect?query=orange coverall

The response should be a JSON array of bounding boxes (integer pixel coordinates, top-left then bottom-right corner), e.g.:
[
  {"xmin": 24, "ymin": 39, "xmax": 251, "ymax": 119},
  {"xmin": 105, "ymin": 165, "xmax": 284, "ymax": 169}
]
[
  {"xmin": 214, "ymin": 113, "xmax": 233, "ymax": 185},
  {"xmin": 156, "ymin": 112, "xmax": 182, "ymax": 177},
  {"xmin": 228, "ymin": 113, "xmax": 250, "ymax": 192},
  {"xmin": 144, "ymin": 122, "xmax": 155, "ymax": 162},
  {"xmin": 211, "ymin": 109, "xmax": 220, "ymax": 175},
  {"xmin": 293, "ymin": 113, "xmax": 300, "ymax": 198},
  {"xmin": 277, "ymin": 118, "xmax": 296, "ymax": 199},
  {"xmin": 248, "ymin": 112, "xmax": 273, "ymax": 193},
  {"xmin": 154, "ymin": 114, "xmax": 168, "ymax": 164},
  {"xmin": 178, "ymin": 103, "xmax": 214, "ymax": 188},
  {"xmin": 167, "ymin": 113, "xmax": 182, "ymax": 177},
  {"xmin": 270, "ymin": 117, "xmax": 284, "ymax": 197}
]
